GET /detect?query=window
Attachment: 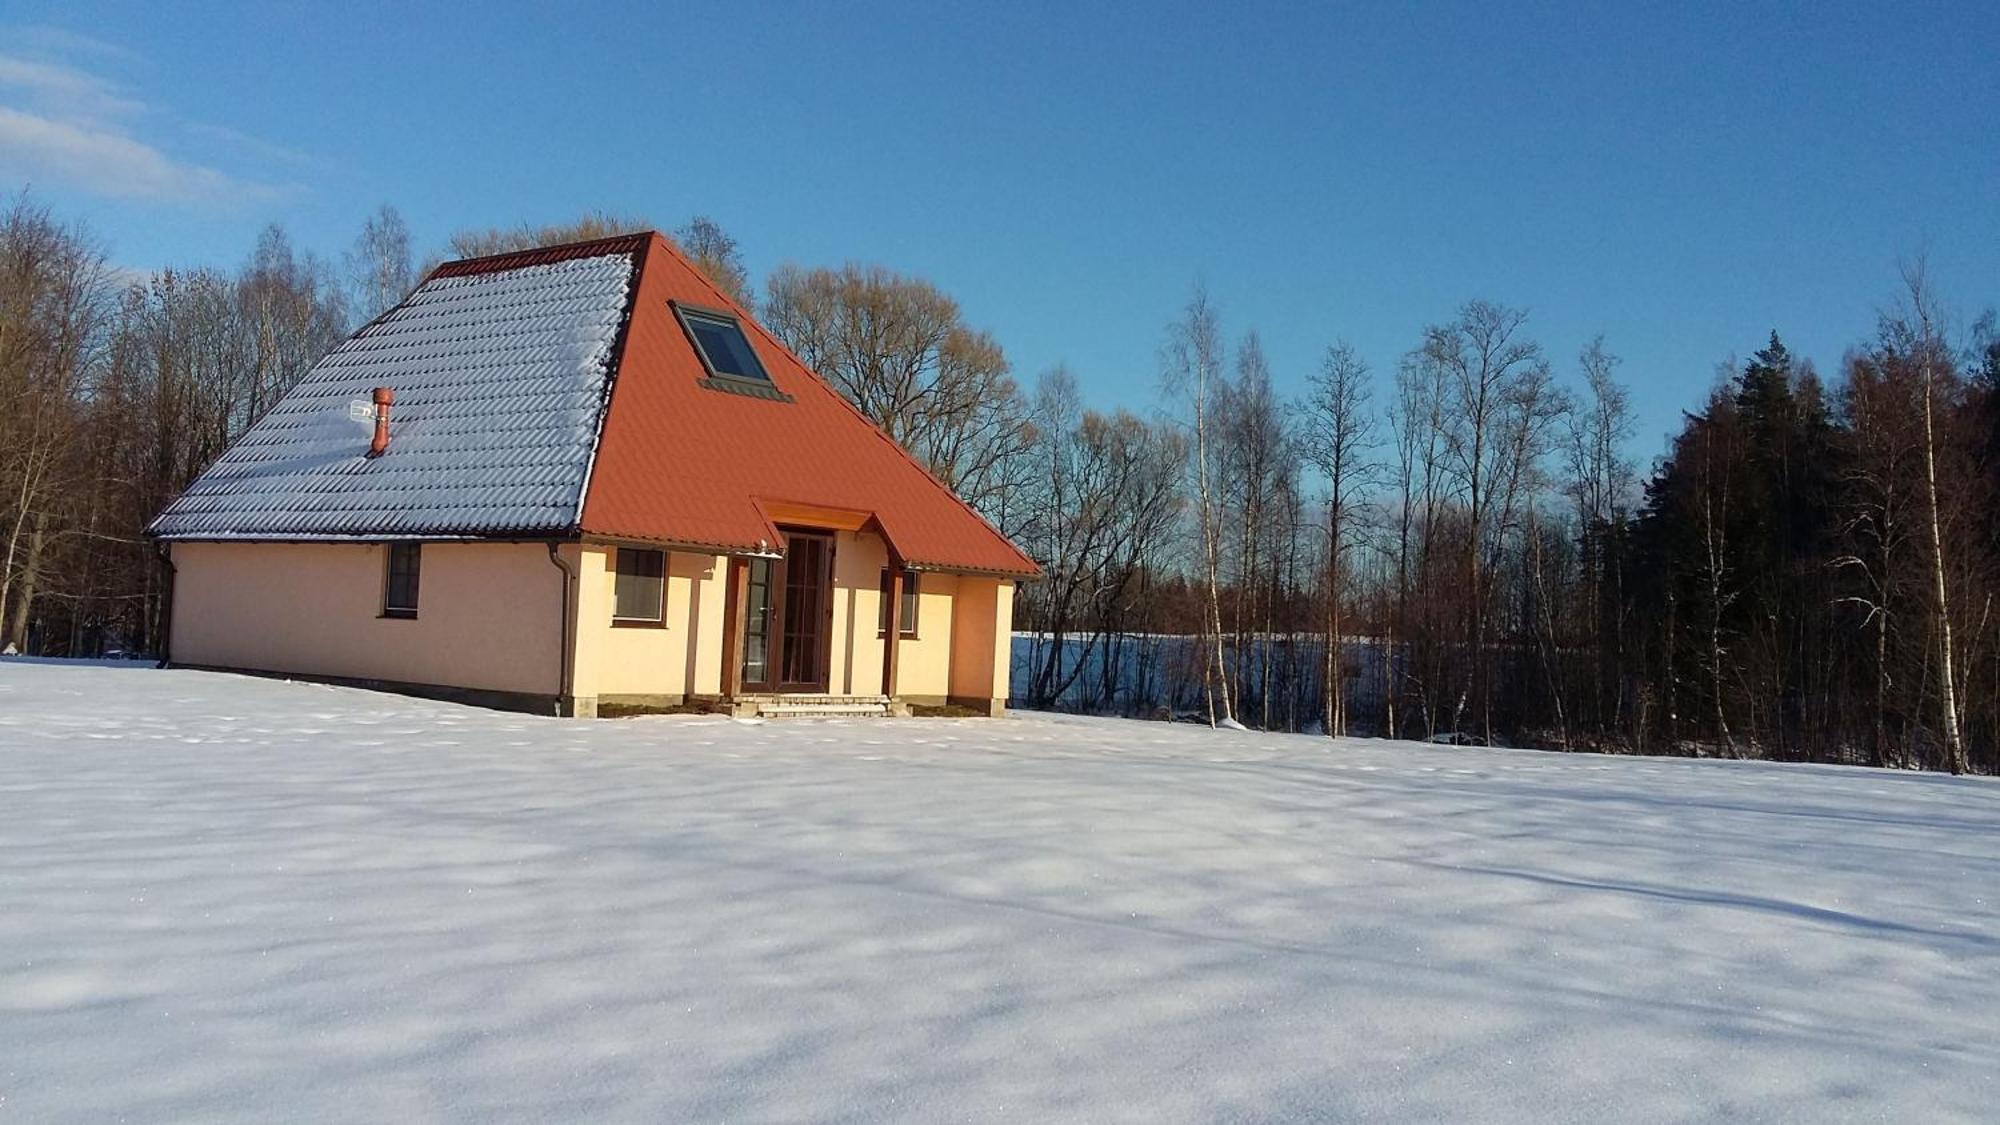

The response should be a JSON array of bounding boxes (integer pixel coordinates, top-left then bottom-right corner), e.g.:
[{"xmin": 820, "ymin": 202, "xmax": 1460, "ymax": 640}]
[
  {"xmin": 383, "ymin": 542, "xmax": 420, "ymax": 618},
  {"xmin": 878, "ymin": 567, "xmax": 918, "ymax": 638},
  {"xmin": 613, "ymin": 548, "xmax": 665, "ymax": 624},
  {"xmin": 674, "ymin": 304, "xmax": 770, "ymax": 383}
]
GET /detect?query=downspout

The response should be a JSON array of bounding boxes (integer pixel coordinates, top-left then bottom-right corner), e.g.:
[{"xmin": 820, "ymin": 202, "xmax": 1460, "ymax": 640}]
[
  {"xmin": 154, "ymin": 540, "xmax": 176, "ymax": 669},
  {"xmin": 547, "ymin": 543, "xmax": 577, "ymax": 715}
]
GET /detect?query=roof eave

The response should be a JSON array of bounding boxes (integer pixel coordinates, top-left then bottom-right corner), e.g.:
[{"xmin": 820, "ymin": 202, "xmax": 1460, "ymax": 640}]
[{"xmin": 153, "ymin": 528, "xmax": 584, "ymax": 544}]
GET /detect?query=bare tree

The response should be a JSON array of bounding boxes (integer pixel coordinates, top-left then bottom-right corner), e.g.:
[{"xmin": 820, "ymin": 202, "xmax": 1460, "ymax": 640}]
[
  {"xmin": 1565, "ymin": 336, "xmax": 1635, "ymax": 734},
  {"xmin": 0, "ymin": 197, "xmax": 111, "ymax": 648},
  {"xmin": 1015, "ymin": 368, "xmax": 1185, "ymax": 710},
  {"xmin": 1161, "ymin": 286, "xmax": 1235, "ymax": 726},
  {"xmin": 673, "ymin": 216, "xmax": 753, "ymax": 309},
  {"xmin": 239, "ymin": 225, "xmax": 347, "ymax": 425},
  {"xmin": 1221, "ymin": 332, "xmax": 1289, "ymax": 725},
  {"xmin": 1387, "ymin": 349, "xmax": 1453, "ymax": 738},
  {"xmin": 1836, "ymin": 348, "xmax": 1923, "ymax": 767},
  {"xmin": 444, "ymin": 210, "xmax": 654, "ymax": 261},
  {"xmin": 1688, "ymin": 387, "xmax": 1745, "ymax": 754},
  {"xmin": 346, "ymin": 204, "xmax": 413, "ymax": 323},
  {"xmin": 762, "ymin": 262, "xmax": 1030, "ymax": 519},
  {"xmin": 1567, "ymin": 338, "xmax": 1634, "ymax": 536},
  {"xmin": 1886, "ymin": 262, "xmax": 1969, "ymax": 773},
  {"xmin": 1302, "ymin": 340, "xmax": 1376, "ymax": 736},
  {"xmin": 1421, "ymin": 300, "xmax": 1551, "ymax": 741}
]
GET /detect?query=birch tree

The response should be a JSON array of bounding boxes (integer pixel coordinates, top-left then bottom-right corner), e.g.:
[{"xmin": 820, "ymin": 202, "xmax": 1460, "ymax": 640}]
[
  {"xmin": 1302, "ymin": 340, "xmax": 1376, "ymax": 736},
  {"xmin": 1221, "ymin": 332, "xmax": 1288, "ymax": 724},
  {"xmin": 1565, "ymin": 337, "xmax": 1635, "ymax": 732},
  {"xmin": 346, "ymin": 204, "xmax": 413, "ymax": 322},
  {"xmin": 1388, "ymin": 349, "xmax": 1452, "ymax": 737},
  {"xmin": 1883, "ymin": 263, "xmax": 1970, "ymax": 773},
  {"xmin": 1161, "ymin": 286, "xmax": 1235, "ymax": 726}
]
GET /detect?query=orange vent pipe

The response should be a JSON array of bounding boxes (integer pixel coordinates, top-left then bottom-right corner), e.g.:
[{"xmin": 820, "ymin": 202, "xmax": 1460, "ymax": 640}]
[{"xmin": 368, "ymin": 386, "xmax": 394, "ymax": 457}]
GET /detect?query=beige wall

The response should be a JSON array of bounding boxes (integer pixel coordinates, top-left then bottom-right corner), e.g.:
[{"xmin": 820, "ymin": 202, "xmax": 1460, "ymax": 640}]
[
  {"xmin": 170, "ymin": 536, "xmax": 1018, "ymax": 716},
  {"xmin": 828, "ymin": 529, "xmax": 886, "ymax": 695},
  {"xmin": 568, "ymin": 543, "xmax": 726, "ymax": 703},
  {"xmin": 825, "ymin": 530, "xmax": 956, "ymax": 699},
  {"xmin": 949, "ymin": 577, "xmax": 1015, "ymax": 710},
  {"xmin": 567, "ymin": 531, "xmax": 1010, "ymax": 709},
  {"xmin": 823, "ymin": 531, "xmax": 987, "ymax": 701},
  {"xmin": 170, "ymin": 540, "xmax": 565, "ymax": 698},
  {"xmin": 899, "ymin": 572, "xmax": 960, "ymax": 700}
]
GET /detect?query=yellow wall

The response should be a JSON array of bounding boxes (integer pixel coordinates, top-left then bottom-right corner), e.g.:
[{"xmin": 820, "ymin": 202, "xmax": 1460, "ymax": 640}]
[
  {"xmin": 170, "ymin": 536, "xmax": 1017, "ymax": 715},
  {"xmin": 823, "ymin": 531, "xmax": 962, "ymax": 700},
  {"xmin": 828, "ymin": 529, "xmax": 886, "ymax": 695},
  {"xmin": 169, "ymin": 540, "xmax": 565, "ymax": 698},
  {"xmin": 950, "ymin": 578, "xmax": 1015, "ymax": 710},
  {"xmin": 569, "ymin": 544, "xmax": 726, "ymax": 702}
]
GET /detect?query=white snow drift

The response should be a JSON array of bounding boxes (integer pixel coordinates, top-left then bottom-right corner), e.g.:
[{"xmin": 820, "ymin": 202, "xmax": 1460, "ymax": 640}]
[{"xmin": 1, "ymin": 660, "xmax": 1995, "ymax": 1122}]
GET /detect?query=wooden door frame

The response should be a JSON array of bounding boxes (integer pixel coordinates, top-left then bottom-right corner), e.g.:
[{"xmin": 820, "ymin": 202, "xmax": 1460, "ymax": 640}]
[
  {"xmin": 734, "ymin": 555, "xmax": 780, "ymax": 695},
  {"xmin": 729, "ymin": 527, "xmax": 837, "ymax": 697},
  {"xmin": 721, "ymin": 557, "xmax": 746, "ymax": 697},
  {"xmin": 775, "ymin": 527, "xmax": 835, "ymax": 693}
]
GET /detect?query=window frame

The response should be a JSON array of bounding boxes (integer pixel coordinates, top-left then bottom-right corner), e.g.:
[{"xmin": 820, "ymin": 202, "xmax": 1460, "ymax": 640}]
[
  {"xmin": 877, "ymin": 566, "xmax": 919, "ymax": 639},
  {"xmin": 382, "ymin": 542, "xmax": 421, "ymax": 619},
  {"xmin": 670, "ymin": 301, "xmax": 793, "ymax": 402},
  {"xmin": 612, "ymin": 547, "xmax": 667, "ymax": 627}
]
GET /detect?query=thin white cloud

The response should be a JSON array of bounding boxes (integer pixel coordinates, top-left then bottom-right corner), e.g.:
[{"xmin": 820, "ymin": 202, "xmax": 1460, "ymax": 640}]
[
  {"xmin": 0, "ymin": 105, "xmax": 284, "ymax": 203},
  {"xmin": 0, "ymin": 35, "xmax": 301, "ymax": 207},
  {"xmin": 0, "ymin": 54, "xmax": 144, "ymax": 123},
  {"xmin": 3, "ymin": 25, "xmax": 141, "ymax": 64}
]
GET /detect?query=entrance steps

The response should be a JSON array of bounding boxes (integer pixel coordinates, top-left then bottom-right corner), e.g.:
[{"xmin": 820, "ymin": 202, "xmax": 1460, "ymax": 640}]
[{"xmin": 730, "ymin": 694, "xmax": 901, "ymax": 719}]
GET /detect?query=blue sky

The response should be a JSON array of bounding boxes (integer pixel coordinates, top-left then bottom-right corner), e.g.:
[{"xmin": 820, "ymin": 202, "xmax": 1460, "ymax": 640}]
[{"xmin": 3, "ymin": 2, "xmax": 1996, "ymax": 461}]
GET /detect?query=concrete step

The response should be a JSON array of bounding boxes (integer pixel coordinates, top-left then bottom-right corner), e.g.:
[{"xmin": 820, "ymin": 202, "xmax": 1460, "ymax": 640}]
[
  {"xmin": 732, "ymin": 694, "xmax": 894, "ymax": 719},
  {"xmin": 760, "ymin": 702, "xmax": 891, "ymax": 718}
]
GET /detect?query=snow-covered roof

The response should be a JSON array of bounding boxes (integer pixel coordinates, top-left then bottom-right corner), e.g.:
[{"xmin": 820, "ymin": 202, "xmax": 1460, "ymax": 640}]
[
  {"xmin": 149, "ymin": 249, "xmax": 636, "ymax": 540},
  {"xmin": 151, "ymin": 232, "xmax": 1035, "ymax": 576}
]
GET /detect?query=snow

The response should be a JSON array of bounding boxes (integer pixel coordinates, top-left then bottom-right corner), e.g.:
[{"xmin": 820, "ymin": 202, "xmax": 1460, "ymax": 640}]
[
  {"xmin": 2, "ymin": 660, "xmax": 1995, "ymax": 1122},
  {"xmin": 149, "ymin": 252, "xmax": 634, "ymax": 540}
]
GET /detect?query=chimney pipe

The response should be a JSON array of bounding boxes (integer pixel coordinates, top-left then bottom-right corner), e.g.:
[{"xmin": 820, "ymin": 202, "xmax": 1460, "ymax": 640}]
[{"xmin": 368, "ymin": 386, "xmax": 394, "ymax": 457}]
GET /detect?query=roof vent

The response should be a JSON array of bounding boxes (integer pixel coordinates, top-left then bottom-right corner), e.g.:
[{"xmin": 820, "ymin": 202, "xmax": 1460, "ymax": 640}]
[{"xmin": 368, "ymin": 386, "xmax": 394, "ymax": 457}]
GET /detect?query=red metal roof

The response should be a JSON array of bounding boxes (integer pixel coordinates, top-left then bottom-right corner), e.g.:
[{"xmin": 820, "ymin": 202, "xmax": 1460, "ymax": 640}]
[{"xmin": 578, "ymin": 233, "xmax": 1038, "ymax": 578}]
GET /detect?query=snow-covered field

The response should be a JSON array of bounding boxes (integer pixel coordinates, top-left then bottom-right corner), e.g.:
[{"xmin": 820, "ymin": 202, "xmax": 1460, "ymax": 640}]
[{"xmin": 3, "ymin": 662, "xmax": 1995, "ymax": 1122}]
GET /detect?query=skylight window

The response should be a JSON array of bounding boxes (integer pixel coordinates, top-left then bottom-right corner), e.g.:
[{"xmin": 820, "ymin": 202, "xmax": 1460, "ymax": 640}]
[{"xmin": 675, "ymin": 305, "xmax": 771, "ymax": 383}]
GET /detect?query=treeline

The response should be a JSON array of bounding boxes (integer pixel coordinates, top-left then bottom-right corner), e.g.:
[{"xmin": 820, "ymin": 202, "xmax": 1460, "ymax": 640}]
[
  {"xmin": 0, "ymin": 201, "xmax": 349, "ymax": 658},
  {"xmin": 1007, "ymin": 278, "xmax": 2000, "ymax": 776},
  {"xmin": 4, "ymin": 192, "xmax": 1994, "ymax": 773}
]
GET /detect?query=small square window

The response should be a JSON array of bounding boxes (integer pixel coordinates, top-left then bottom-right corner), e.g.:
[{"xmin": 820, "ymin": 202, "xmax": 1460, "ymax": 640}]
[
  {"xmin": 674, "ymin": 304, "xmax": 770, "ymax": 383},
  {"xmin": 383, "ymin": 542, "xmax": 420, "ymax": 618},
  {"xmin": 614, "ymin": 548, "xmax": 665, "ymax": 624},
  {"xmin": 878, "ymin": 567, "xmax": 918, "ymax": 638}
]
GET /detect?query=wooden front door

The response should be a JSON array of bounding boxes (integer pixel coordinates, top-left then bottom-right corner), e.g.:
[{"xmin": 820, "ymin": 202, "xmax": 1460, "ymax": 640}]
[
  {"xmin": 735, "ymin": 529, "xmax": 835, "ymax": 695},
  {"xmin": 777, "ymin": 530, "xmax": 833, "ymax": 692}
]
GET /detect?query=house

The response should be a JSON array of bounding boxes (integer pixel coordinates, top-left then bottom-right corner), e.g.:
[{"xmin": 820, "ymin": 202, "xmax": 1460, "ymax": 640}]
[{"xmin": 148, "ymin": 233, "xmax": 1038, "ymax": 718}]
